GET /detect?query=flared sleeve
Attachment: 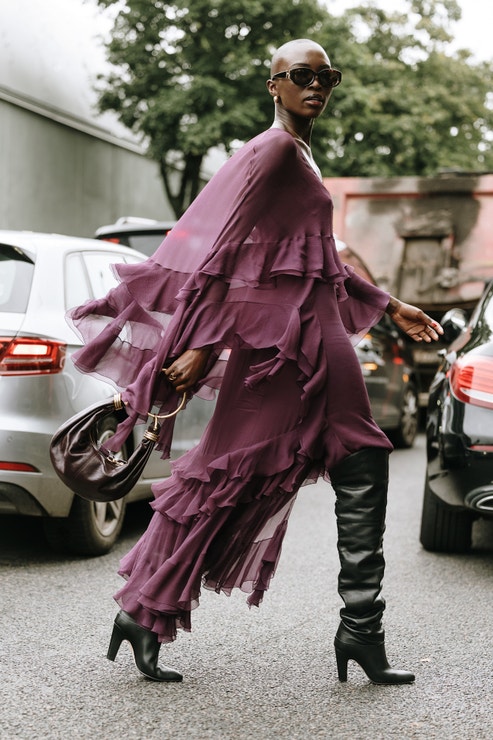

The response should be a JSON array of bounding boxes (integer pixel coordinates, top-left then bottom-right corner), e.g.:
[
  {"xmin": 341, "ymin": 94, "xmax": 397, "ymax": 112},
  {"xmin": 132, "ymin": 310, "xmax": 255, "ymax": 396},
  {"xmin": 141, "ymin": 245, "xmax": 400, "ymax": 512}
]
[{"xmin": 337, "ymin": 268, "xmax": 390, "ymax": 342}]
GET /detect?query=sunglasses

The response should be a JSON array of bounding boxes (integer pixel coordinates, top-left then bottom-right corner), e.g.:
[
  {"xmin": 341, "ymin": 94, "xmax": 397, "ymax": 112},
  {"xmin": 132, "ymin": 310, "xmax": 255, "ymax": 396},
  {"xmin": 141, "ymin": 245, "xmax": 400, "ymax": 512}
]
[{"xmin": 272, "ymin": 67, "xmax": 342, "ymax": 89}]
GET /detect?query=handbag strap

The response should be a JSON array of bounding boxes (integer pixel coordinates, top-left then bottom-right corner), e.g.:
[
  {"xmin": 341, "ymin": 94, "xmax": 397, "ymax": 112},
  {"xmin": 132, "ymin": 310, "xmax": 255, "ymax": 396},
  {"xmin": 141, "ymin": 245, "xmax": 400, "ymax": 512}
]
[{"xmin": 113, "ymin": 391, "xmax": 187, "ymax": 438}]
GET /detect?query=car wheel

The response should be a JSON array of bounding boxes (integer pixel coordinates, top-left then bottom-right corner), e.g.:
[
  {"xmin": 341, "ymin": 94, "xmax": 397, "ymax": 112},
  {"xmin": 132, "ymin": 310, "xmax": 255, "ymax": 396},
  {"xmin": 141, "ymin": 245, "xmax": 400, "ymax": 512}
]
[
  {"xmin": 64, "ymin": 496, "xmax": 127, "ymax": 556},
  {"xmin": 419, "ymin": 472, "xmax": 473, "ymax": 553},
  {"xmin": 387, "ymin": 383, "xmax": 418, "ymax": 448},
  {"xmin": 44, "ymin": 416, "xmax": 127, "ymax": 556}
]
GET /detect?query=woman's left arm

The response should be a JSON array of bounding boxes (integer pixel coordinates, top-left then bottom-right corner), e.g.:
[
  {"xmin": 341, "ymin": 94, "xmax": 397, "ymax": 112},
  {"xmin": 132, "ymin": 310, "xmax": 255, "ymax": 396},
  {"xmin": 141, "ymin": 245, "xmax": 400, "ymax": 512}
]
[{"xmin": 386, "ymin": 296, "xmax": 443, "ymax": 343}]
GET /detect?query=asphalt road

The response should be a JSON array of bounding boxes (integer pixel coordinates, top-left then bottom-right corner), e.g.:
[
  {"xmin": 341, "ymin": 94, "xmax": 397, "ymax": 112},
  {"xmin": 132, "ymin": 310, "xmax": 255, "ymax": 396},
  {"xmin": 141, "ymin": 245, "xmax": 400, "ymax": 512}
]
[{"xmin": 1, "ymin": 434, "xmax": 493, "ymax": 740}]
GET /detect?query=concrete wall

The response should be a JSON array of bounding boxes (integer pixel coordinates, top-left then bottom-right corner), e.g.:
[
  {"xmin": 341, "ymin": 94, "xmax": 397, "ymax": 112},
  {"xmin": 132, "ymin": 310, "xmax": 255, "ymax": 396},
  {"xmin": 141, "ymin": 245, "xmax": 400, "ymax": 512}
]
[
  {"xmin": 0, "ymin": 0, "xmax": 181, "ymax": 239},
  {"xmin": 0, "ymin": 99, "xmax": 174, "ymax": 238}
]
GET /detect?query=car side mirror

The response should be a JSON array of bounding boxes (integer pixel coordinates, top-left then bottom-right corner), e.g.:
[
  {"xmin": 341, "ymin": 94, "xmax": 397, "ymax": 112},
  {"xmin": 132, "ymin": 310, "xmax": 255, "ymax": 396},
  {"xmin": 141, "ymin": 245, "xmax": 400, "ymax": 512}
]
[{"xmin": 440, "ymin": 308, "xmax": 468, "ymax": 344}]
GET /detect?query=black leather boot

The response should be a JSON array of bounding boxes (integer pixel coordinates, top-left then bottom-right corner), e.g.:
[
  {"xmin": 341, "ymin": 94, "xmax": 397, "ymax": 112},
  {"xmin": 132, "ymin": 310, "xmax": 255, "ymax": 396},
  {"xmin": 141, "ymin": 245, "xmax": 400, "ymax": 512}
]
[
  {"xmin": 330, "ymin": 448, "xmax": 415, "ymax": 685},
  {"xmin": 107, "ymin": 610, "xmax": 183, "ymax": 682}
]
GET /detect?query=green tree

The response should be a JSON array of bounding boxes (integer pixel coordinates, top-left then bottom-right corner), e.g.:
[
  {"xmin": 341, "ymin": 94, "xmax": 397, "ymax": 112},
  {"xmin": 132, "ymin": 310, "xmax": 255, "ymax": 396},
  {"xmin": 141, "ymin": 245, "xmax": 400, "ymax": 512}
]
[
  {"xmin": 95, "ymin": 0, "xmax": 327, "ymax": 216},
  {"xmin": 95, "ymin": 0, "xmax": 493, "ymax": 216},
  {"xmin": 317, "ymin": 0, "xmax": 493, "ymax": 177}
]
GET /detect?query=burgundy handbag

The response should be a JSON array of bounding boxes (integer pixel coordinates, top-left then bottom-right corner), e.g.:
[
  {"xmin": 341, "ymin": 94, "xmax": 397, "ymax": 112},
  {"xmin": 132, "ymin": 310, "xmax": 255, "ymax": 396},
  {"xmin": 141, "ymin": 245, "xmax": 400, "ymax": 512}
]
[{"xmin": 49, "ymin": 392, "xmax": 186, "ymax": 503}]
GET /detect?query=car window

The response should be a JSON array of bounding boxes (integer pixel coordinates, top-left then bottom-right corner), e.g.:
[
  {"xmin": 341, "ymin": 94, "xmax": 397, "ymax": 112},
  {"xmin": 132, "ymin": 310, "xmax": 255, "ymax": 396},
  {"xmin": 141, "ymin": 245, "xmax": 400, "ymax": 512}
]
[
  {"xmin": 478, "ymin": 287, "xmax": 493, "ymax": 329},
  {"xmin": 125, "ymin": 233, "xmax": 166, "ymax": 256},
  {"xmin": 65, "ymin": 253, "xmax": 92, "ymax": 309},
  {"xmin": 466, "ymin": 283, "xmax": 493, "ymax": 335},
  {"xmin": 122, "ymin": 255, "xmax": 145, "ymax": 265},
  {"xmin": 82, "ymin": 252, "xmax": 127, "ymax": 299},
  {"xmin": 65, "ymin": 251, "xmax": 144, "ymax": 309},
  {"xmin": 0, "ymin": 245, "xmax": 35, "ymax": 313},
  {"xmin": 99, "ymin": 233, "xmax": 166, "ymax": 256}
]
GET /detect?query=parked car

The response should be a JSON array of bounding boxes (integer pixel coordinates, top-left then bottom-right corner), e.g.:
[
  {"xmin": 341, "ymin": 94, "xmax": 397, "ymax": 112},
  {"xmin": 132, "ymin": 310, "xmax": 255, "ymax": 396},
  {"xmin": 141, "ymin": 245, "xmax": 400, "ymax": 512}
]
[
  {"xmin": 95, "ymin": 217, "xmax": 176, "ymax": 256},
  {"xmin": 0, "ymin": 230, "xmax": 209, "ymax": 556},
  {"xmin": 355, "ymin": 316, "xmax": 418, "ymax": 448},
  {"xmin": 336, "ymin": 237, "xmax": 419, "ymax": 448},
  {"xmin": 420, "ymin": 281, "xmax": 493, "ymax": 553},
  {"xmin": 96, "ymin": 220, "xmax": 419, "ymax": 448}
]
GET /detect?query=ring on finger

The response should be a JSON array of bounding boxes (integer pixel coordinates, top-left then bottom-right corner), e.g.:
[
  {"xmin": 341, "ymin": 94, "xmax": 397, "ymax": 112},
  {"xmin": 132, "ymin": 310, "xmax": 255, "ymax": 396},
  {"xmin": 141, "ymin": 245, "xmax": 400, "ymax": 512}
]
[{"xmin": 169, "ymin": 372, "xmax": 177, "ymax": 381}]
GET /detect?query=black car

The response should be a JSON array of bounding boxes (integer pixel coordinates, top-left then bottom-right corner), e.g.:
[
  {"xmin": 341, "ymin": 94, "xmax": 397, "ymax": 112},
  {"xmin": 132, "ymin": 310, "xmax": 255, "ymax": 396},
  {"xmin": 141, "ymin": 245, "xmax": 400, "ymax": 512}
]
[
  {"xmin": 420, "ymin": 282, "xmax": 493, "ymax": 553},
  {"xmin": 329, "ymin": 239, "xmax": 419, "ymax": 447},
  {"xmin": 95, "ymin": 220, "xmax": 419, "ymax": 448},
  {"xmin": 355, "ymin": 316, "xmax": 418, "ymax": 448},
  {"xmin": 334, "ymin": 238, "xmax": 418, "ymax": 447}
]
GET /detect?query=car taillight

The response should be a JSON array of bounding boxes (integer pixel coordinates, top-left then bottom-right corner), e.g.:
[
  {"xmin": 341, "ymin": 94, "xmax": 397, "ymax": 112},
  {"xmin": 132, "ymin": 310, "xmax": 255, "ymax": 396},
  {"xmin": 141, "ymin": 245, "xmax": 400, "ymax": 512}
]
[
  {"xmin": 0, "ymin": 461, "xmax": 40, "ymax": 472},
  {"xmin": 0, "ymin": 337, "xmax": 66, "ymax": 375},
  {"xmin": 449, "ymin": 355, "xmax": 493, "ymax": 410}
]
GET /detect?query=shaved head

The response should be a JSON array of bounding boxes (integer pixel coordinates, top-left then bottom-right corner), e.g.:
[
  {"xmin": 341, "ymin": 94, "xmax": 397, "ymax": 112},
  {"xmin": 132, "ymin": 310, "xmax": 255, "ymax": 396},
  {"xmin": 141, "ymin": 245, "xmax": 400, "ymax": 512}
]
[{"xmin": 270, "ymin": 39, "xmax": 330, "ymax": 76}]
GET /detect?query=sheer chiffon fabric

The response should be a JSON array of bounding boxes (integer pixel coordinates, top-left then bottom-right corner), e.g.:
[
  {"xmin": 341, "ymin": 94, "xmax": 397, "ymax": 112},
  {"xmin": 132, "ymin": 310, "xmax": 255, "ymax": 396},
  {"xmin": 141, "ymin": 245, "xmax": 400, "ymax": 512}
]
[{"xmin": 69, "ymin": 128, "xmax": 392, "ymax": 642}]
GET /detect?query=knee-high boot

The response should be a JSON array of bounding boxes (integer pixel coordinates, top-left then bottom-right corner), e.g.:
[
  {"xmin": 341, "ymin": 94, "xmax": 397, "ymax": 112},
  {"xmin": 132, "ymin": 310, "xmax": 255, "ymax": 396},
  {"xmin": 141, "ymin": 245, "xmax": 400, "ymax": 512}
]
[{"xmin": 329, "ymin": 447, "xmax": 414, "ymax": 685}]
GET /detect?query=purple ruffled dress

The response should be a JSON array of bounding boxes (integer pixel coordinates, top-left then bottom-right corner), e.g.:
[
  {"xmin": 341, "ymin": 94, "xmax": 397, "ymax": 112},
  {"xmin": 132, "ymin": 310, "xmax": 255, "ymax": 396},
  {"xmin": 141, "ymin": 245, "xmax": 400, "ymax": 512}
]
[{"xmin": 69, "ymin": 128, "xmax": 392, "ymax": 642}]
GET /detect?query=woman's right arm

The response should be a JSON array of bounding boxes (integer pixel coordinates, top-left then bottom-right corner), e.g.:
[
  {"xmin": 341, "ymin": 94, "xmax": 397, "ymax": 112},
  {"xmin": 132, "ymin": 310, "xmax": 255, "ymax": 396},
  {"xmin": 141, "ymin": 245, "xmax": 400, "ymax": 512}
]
[{"xmin": 163, "ymin": 346, "xmax": 213, "ymax": 393}]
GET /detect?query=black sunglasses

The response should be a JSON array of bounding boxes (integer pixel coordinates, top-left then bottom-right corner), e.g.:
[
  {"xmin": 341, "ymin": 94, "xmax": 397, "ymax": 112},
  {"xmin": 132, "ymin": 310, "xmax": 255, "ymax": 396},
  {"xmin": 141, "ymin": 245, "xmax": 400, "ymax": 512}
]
[{"xmin": 272, "ymin": 67, "xmax": 342, "ymax": 89}]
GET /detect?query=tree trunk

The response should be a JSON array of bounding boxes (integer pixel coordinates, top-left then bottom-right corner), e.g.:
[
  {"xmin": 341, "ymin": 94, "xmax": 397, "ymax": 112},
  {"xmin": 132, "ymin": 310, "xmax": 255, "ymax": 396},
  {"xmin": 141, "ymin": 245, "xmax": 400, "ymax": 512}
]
[{"xmin": 160, "ymin": 153, "xmax": 205, "ymax": 219}]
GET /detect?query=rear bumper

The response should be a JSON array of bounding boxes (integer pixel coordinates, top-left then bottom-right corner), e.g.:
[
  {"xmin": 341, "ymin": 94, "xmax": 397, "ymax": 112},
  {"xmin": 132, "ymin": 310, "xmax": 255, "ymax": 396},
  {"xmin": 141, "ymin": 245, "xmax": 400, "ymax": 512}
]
[
  {"xmin": 427, "ymin": 451, "xmax": 493, "ymax": 514},
  {"xmin": 0, "ymin": 427, "xmax": 76, "ymax": 517},
  {"xmin": 0, "ymin": 482, "xmax": 48, "ymax": 516},
  {"xmin": 426, "ymin": 388, "xmax": 493, "ymax": 513}
]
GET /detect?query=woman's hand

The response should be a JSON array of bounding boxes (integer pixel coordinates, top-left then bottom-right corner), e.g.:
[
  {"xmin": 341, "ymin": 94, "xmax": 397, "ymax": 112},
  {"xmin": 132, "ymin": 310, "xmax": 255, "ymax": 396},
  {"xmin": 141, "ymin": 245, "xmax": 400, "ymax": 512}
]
[
  {"xmin": 386, "ymin": 297, "xmax": 444, "ymax": 343},
  {"xmin": 163, "ymin": 347, "xmax": 212, "ymax": 393}
]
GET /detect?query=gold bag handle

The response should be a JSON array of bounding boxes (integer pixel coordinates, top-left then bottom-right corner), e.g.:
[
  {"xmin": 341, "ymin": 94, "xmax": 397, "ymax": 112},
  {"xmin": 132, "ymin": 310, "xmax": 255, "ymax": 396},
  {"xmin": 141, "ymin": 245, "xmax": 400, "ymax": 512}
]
[{"xmin": 113, "ymin": 392, "xmax": 187, "ymax": 435}]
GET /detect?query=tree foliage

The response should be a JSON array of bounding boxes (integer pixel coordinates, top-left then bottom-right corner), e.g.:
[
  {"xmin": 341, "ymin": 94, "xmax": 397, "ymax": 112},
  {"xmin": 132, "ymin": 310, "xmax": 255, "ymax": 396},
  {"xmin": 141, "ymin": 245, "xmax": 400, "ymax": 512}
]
[
  {"xmin": 95, "ymin": 0, "xmax": 326, "ymax": 215},
  {"xmin": 316, "ymin": 1, "xmax": 493, "ymax": 177},
  {"xmin": 95, "ymin": 0, "xmax": 493, "ymax": 216}
]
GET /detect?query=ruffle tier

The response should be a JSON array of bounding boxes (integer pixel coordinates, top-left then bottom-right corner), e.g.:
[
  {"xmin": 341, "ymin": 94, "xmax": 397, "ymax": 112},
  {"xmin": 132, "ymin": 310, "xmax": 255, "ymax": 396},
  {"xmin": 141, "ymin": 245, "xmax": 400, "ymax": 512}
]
[{"xmin": 115, "ymin": 428, "xmax": 314, "ymax": 643}]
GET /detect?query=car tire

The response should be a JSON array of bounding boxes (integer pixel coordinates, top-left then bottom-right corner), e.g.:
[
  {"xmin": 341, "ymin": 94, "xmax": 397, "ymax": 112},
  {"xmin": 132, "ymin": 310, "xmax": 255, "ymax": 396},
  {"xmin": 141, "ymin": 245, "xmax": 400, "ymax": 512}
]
[
  {"xmin": 387, "ymin": 383, "xmax": 418, "ymax": 449},
  {"xmin": 43, "ymin": 415, "xmax": 127, "ymax": 556},
  {"xmin": 419, "ymin": 473, "xmax": 473, "ymax": 553}
]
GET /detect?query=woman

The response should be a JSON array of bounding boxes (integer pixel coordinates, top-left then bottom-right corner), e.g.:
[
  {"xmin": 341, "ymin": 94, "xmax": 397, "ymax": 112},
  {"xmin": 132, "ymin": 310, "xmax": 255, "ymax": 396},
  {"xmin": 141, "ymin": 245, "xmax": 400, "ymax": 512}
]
[{"xmin": 70, "ymin": 39, "xmax": 442, "ymax": 685}]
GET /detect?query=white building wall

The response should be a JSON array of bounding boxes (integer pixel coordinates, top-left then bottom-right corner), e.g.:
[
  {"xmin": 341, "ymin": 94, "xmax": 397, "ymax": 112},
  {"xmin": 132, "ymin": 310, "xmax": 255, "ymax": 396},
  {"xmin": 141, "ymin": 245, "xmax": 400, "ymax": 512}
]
[{"xmin": 0, "ymin": 0, "xmax": 176, "ymax": 237}]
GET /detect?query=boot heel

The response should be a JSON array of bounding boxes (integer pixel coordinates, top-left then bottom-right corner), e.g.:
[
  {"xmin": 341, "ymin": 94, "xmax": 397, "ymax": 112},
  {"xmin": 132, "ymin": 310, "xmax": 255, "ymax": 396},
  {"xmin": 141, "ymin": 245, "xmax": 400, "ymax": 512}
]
[
  {"xmin": 107, "ymin": 623, "xmax": 124, "ymax": 662},
  {"xmin": 335, "ymin": 646, "xmax": 348, "ymax": 682}
]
